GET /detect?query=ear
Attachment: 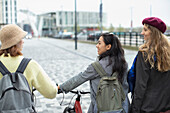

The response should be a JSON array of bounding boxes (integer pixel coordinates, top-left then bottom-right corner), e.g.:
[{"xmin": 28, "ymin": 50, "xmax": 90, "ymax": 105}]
[{"xmin": 106, "ymin": 44, "xmax": 111, "ymax": 50}]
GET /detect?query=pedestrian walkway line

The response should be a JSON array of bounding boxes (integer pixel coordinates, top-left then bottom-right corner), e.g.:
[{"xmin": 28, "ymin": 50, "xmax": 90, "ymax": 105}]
[{"xmin": 39, "ymin": 40, "xmax": 95, "ymax": 61}]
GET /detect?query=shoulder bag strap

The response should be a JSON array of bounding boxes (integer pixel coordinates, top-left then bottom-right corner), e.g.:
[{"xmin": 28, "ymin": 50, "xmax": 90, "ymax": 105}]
[
  {"xmin": 0, "ymin": 61, "xmax": 10, "ymax": 76},
  {"xmin": 16, "ymin": 58, "xmax": 31, "ymax": 74},
  {"xmin": 92, "ymin": 61, "xmax": 107, "ymax": 77}
]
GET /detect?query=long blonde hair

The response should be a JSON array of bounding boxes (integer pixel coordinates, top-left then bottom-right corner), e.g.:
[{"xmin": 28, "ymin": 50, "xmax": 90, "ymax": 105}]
[{"xmin": 139, "ymin": 24, "xmax": 170, "ymax": 72}]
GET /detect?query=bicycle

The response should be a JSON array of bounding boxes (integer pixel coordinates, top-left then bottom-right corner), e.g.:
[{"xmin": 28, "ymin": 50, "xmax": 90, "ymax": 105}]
[{"xmin": 58, "ymin": 90, "xmax": 90, "ymax": 113}]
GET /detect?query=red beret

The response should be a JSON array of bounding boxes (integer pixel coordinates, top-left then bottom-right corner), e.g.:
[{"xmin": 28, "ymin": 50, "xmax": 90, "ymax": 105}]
[{"xmin": 142, "ymin": 17, "xmax": 166, "ymax": 33}]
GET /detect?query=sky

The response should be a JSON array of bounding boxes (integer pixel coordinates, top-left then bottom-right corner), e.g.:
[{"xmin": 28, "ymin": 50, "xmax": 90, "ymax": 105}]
[{"xmin": 17, "ymin": 0, "xmax": 170, "ymax": 28}]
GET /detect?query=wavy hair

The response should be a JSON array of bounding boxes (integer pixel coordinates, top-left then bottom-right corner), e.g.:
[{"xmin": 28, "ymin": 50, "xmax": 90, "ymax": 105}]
[
  {"xmin": 139, "ymin": 24, "xmax": 170, "ymax": 72},
  {"xmin": 0, "ymin": 45, "xmax": 23, "ymax": 57},
  {"xmin": 99, "ymin": 33, "xmax": 127, "ymax": 83}
]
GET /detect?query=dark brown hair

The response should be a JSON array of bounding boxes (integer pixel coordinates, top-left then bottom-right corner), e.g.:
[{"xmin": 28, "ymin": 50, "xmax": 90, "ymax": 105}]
[{"xmin": 99, "ymin": 33, "xmax": 127, "ymax": 83}]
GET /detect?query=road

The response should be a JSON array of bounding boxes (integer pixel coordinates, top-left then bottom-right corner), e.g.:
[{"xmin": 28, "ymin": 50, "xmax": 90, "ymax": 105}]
[{"xmin": 22, "ymin": 37, "xmax": 137, "ymax": 113}]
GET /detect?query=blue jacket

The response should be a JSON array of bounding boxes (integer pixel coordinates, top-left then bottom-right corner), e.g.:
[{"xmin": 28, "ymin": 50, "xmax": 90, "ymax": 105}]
[{"xmin": 127, "ymin": 54, "xmax": 138, "ymax": 94}]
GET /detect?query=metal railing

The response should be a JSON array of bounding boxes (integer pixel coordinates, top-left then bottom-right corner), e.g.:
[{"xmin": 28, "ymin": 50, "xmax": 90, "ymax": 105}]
[
  {"xmin": 113, "ymin": 32, "xmax": 144, "ymax": 47},
  {"xmin": 86, "ymin": 32, "xmax": 144, "ymax": 47}
]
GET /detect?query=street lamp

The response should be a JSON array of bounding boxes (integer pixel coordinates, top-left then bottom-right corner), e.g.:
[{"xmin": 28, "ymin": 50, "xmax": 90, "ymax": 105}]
[
  {"xmin": 99, "ymin": 0, "xmax": 103, "ymax": 33},
  {"xmin": 75, "ymin": 0, "xmax": 77, "ymax": 50},
  {"xmin": 130, "ymin": 7, "xmax": 133, "ymax": 32}
]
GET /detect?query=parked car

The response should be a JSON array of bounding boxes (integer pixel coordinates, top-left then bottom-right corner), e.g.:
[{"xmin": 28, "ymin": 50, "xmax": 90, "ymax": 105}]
[
  {"xmin": 87, "ymin": 32, "xmax": 101, "ymax": 41},
  {"xmin": 52, "ymin": 34, "xmax": 62, "ymax": 39},
  {"xmin": 165, "ymin": 30, "xmax": 170, "ymax": 36},
  {"xmin": 72, "ymin": 32, "xmax": 88, "ymax": 40},
  {"xmin": 52, "ymin": 32, "xmax": 73, "ymax": 39},
  {"xmin": 87, "ymin": 31, "xmax": 109, "ymax": 41},
  {"xmin": 25, "ymin": 33, "xmax": 32, "ymax": 39},
  {"xmin": 61, "ymin": 32, "xmax": 73, "ymax": 39}
]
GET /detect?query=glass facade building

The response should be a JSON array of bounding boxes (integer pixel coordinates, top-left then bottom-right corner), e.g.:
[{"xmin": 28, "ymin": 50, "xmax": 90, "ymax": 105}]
[{"xmin": 38, "ymin": 11, "xmax": 107, "ymax": 37}]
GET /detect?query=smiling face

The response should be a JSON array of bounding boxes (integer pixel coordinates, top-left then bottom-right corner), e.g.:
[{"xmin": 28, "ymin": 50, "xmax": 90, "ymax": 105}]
[
  {"xmin": 96, "ymin": 36, "xmax": 111, "ymax": 55},
  {"xmin": 141, "ymin": 24, "xmax": 151, "ymax": 41}
]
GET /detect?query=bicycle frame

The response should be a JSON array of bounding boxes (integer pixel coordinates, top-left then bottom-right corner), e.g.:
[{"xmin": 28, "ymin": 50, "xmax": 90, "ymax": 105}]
[
  {"xmin": 63, "ymin": 90, "xmax": 90, "ymax": 113},
  {"xmin": 74, "ymin": 93, "xmax": 82, "ymax": 113}
]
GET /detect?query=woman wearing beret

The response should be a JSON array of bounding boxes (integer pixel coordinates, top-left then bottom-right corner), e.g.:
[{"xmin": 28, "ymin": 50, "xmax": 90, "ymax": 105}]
[
  {"xmin": 0, "ymin": 24, "xmax": 58, "ymax": 111},
  {"xmin": 130, "ymin": 17, "xmax": 170, "ymax": 113}
]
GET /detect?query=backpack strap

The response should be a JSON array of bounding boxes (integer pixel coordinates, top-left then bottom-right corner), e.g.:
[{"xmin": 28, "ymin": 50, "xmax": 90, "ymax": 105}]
[
  {"xmin": 92, "ymin": 61, "xmax": 107, "ymax": 77},
  {"xmin": 16, "ymin": 58, "xmax": 31, "ymax": 74},
  {"xmin": 112, "ymin": 72, "xmax": 118, "ymax": 77},
  {"xmin": 92, "ymin": 61, "xmax": 118, "ymax": 78},
  {"xmin": 0, "ymin": 61, "xmax": 10, "ymax": 76}
]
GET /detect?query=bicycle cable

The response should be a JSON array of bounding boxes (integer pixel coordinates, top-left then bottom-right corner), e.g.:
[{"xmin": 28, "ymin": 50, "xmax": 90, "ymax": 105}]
[{"xmin": 59, "ymin": 92, "xmax": 76, "ymax": 106}]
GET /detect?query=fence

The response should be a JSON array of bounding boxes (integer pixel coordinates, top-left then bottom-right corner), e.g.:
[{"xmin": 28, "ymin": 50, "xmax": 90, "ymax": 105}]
[{"xmin": 113, "ymin": 32, "xmax": 144, "ymax": 47}]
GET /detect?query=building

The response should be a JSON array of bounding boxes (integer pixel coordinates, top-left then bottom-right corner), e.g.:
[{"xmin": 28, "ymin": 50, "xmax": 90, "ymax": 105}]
[
  {"xmin": 17, "ymin": 9, "xmax": 38, "ymax": 37},
  {"xmin": 0, "ymin": 0, "xmax": 17, "ymax": 28},
  {"xmin": 37, "ymin": 11, "xmax": 107, "ymax": 37}
]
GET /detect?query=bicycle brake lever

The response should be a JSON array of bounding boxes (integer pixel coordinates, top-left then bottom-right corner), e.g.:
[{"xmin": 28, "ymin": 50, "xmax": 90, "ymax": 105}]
[
  {"xmin": 56, "ymin": 83, "xmax": 63, "ymax": 94},
  {"xmin": 58, "ymin": 89, "xmax": 63, "ymax": 94}
]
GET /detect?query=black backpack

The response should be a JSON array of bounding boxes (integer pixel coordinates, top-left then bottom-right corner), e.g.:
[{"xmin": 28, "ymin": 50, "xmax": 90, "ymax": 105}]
[{"xmin": 0, "ymin": 58, "xmax": 36, "ymax": 113}]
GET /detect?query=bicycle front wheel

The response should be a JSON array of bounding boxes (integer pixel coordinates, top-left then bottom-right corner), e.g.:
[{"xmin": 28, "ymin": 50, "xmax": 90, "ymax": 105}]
[{"xmin": 63, "ymin": 107, "xmax": 75, "ymax": 113}]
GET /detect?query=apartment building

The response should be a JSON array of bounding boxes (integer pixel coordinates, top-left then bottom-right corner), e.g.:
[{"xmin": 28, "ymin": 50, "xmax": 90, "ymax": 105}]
[{"xmin": 0, "ymin": 0, "xmax": 17, "ymax": 28}]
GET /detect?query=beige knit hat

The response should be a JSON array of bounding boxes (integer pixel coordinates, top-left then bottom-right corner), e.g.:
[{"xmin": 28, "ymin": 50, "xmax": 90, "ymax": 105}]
[{"xmin": 0, "ymin": 24, "xmax": 27, "ymax": 50}]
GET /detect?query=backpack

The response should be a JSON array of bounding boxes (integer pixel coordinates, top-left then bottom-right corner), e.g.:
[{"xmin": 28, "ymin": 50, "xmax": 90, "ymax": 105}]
[
  {"xmin": 92, "ymin": 61, "xmax": 125, "ymax": 113},
  {"xmin": 0, "ymin": 58, "xmax": 36, "ymax": 113}
]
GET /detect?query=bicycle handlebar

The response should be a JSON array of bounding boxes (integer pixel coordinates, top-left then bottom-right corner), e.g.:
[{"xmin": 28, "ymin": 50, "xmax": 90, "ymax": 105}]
[
  {"xmin": 70, "ymin": 90, "xmax": 90, "ymax": 94},
  {"xmin": 56, "ymin": 83, "xmax": 90, "ymax": 94}
]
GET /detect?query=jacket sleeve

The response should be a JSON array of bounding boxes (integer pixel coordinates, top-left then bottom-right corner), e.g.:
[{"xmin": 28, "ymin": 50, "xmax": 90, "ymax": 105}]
[
  {"xmin": 122, "ymin": 68, "xmax": 130, "ymax": 113},
  {"xmin": 26, "ymin": 60, "xmax": 58, "ymax": 99},
  {"xmin": 60, "ymin": 64, "xmax": 98, "ymax": 93},
  {"xmin": 131, "ymin": 51, "xmax": 150, "ymax": 113},
  {"xmin": 127, "ymin": 54, "xmax": 138, "ymax": 94}
]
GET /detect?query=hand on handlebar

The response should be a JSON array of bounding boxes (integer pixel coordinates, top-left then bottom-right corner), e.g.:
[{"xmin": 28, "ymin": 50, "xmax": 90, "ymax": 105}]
[{"xmin": 56, "ymin": 83, "xmax": 63, "ymax": 94}]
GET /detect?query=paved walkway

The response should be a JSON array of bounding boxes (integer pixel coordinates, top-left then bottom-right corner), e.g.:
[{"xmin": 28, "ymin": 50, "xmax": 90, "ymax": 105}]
[{"xmin": 22, "ymin": 38, "xmax": 138, "ymax": 113}]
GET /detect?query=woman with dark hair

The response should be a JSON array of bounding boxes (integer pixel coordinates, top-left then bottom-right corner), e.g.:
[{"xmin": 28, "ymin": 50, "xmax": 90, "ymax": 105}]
[{"xmin": 59, "ymin": 33, "xmax": 129, "ymax": 113}]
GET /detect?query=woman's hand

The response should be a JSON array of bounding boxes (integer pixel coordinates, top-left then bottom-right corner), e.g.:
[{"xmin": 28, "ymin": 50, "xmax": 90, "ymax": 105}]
[{"xmin": 56, "ymin": 83, "xmax": 63, "ymax": 94}]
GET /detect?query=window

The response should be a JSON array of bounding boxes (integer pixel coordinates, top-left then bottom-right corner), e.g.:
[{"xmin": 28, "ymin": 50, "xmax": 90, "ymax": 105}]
[
  {"xmin": 5, "ymin": 0, "xmax": 8, "ymax": 6},
  {"xmin": 65, "ymin": 12, "xmax": 68, "ymax": 25}
]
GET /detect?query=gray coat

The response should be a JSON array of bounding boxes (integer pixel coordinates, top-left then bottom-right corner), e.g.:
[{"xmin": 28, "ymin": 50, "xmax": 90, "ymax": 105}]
[{"xmin": 60, "ymin": 56, "xmax": 129, "ymax": 113}]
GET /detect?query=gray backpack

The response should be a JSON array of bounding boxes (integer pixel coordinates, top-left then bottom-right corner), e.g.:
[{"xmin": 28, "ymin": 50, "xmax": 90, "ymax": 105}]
[
  {"xmin": 0, "ymin": 58, "xmax": 36, "ymax": 113},
  {"xmin": 92, "ymin": 61, "xmax": 125, "ymax": 113}
]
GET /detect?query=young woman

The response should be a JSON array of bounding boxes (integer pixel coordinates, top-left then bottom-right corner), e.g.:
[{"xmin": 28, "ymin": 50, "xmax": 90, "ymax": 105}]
[
  {"xmin": 0, "ymin": 24, "xmax": 58, "ymax": 99},
  {"xmin": 59, "ymin": 33, "xmax": 129, "ymax": 113},
  {"xmin": 130, "ymin": 17, "xmax": 170, "ymax": 113}
]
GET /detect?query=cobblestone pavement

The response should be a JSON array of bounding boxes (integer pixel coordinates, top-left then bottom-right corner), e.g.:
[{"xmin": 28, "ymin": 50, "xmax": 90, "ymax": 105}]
[{"xmin": 22, "ymin": 38, "xmax": 137, "ymax": 113}]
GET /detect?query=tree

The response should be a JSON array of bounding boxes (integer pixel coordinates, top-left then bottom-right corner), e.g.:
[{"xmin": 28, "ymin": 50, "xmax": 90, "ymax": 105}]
[
  {"xmin": 108, "ymin": 24, "xmax": 114, "ymax": 32},
  {"xmin": 117, "ymin": 24, "xmax": 125, "ymax": 32}
]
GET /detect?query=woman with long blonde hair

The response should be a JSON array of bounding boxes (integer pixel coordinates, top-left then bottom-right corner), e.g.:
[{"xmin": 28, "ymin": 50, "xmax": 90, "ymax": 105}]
[
  {"xmin": 130, "ymin": 17, "xmax": 170, "ymax": 113},
  {"xmin": 139, "ymin": 23, "xmax": 170, "ymax": 72}
]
